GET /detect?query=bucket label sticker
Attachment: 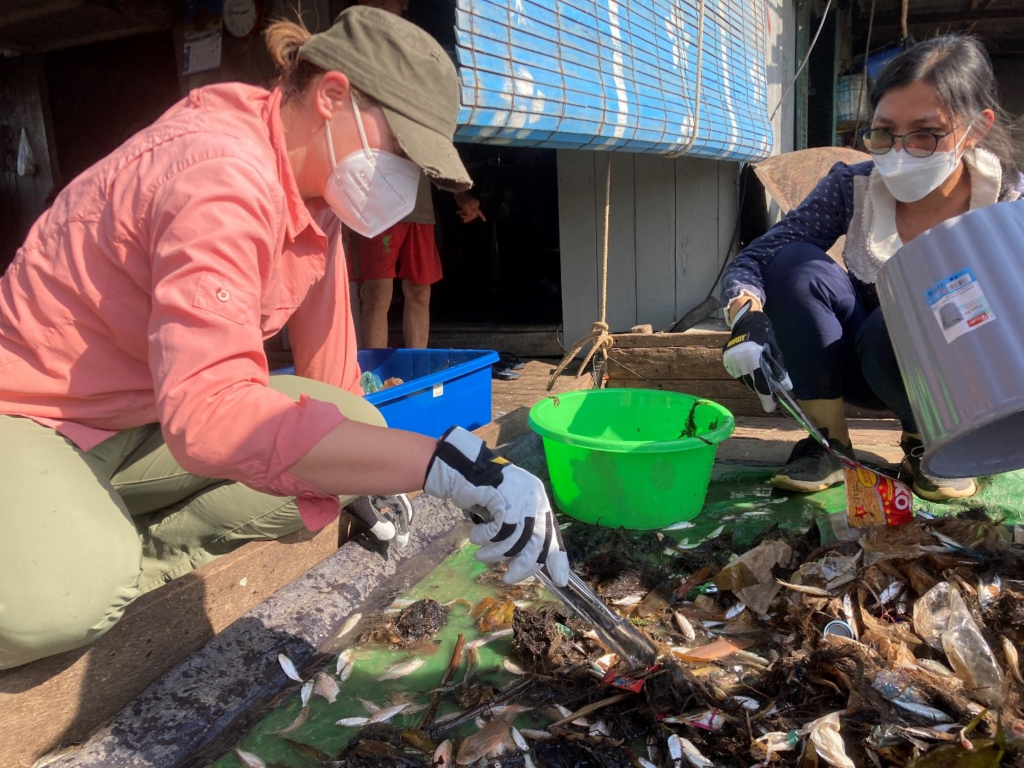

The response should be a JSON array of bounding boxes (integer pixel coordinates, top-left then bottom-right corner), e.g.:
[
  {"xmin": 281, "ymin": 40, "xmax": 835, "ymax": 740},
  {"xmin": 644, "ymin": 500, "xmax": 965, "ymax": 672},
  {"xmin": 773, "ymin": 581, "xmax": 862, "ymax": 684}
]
[{"xmin": 924, "ymin": 268, "xmax": 995, "ymax": 343}]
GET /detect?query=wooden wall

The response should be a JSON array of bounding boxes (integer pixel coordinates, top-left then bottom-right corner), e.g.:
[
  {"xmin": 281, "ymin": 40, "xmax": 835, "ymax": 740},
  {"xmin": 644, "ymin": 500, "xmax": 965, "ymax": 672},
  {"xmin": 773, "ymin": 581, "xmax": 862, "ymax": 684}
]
[
  {"xmin": 556, "ymin": 150, "xmax": 739, "ymax": 345},
  {"xmin": 0, "ymin": 56, "xmax": 57, "ymax": 270}
]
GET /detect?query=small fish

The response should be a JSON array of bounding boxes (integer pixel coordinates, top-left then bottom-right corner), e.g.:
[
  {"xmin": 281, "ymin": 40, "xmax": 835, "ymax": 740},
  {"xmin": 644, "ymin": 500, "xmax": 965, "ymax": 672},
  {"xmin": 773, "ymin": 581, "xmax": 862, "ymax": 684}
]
[
  {"xmin": 455, "ymin": 706, "xmax": 524, "ymax": 764},
  {"xmin": 775, "ymin": 579, "xmax": 831, "ymax": 597},
  {"xmin": 378, "ymin": 657, "xmax": 425, "ymax": 681},
  {"xmin": 336, "ymin": 649, "xmax": 355, "ymax": 680},
  {"xmin": 273, "ymin": 706, "xmax": 310, "ymax": 736},
  {"xmin": 368, "ymin": 702, "xmax": 412, "ymax": 724},
  {"xmin": 336, "ymin": 716, "xmax": 370, "ymax": 727},
  {"xmin": 300, "ymin": 680, "xmax": 314, "ymax": 708},
  {"xmin": 278, "ymin": 653, "xmax": 303, "ymax": 683},
  {"xmin": 357, "ymin": 697, "xmax": 381, "ymax": 714},
  {"xmin": 1003, "ymin": 635, "xmax": 1023, "ymax": 684},
  {"xmin": 336, "ymin": 613, "xmax": 362, "ymax": 641},
  {"xmin": 724, "ymin": 602, "xmax": 746, "ymax": 620},
  {"xmin": 663, "ymin": 520, "xmax": 696, "ymax": 531},
  {"xmin": 671, "ymin": 734, "xmax": 715, "ymax": 767},
  {"xmin": 732, "ymin": 650, "xmax": 771, "ymax": 668},
  {"xmin": 890, "ymin": 699, "xmax": 952, "ymax": 723},
  {"xmin": 637, "ymin": 760, "xmax": 658, "ymax": 768},
  {"xmin": 674, "ymin": 611, "xmax": 696, "ymax": 641},
  {"xmin": 465, "ymin": 628, "xmax": 514, "ymax": 650},
  {"xmin": 312, "ymin": 672, "xmax": 340, "ymax": 704},
  {"xmin": 915, "ymin": 659, "xmax": 954, "ymax": 677},
  {"xmin": 611, "ymin": 595, "xmax": 643, "ymax": 606},
  {"xmin": 433, "ymin": 739, "xmax": 454, "ymax": 768},
  {"xmin": 235, "ymin": 748, "xmax": 266, "ymax": 768},
  {"xmin": 733, "ymin": 695, "xmax": 760, "ymax": 711},
  {"xmin": 511, "ymin": 726, "xmax": 529, "ymax": 750},
  {"xmin": 503, "ymin": 658, "xmax": 527, "ymax": 676}
]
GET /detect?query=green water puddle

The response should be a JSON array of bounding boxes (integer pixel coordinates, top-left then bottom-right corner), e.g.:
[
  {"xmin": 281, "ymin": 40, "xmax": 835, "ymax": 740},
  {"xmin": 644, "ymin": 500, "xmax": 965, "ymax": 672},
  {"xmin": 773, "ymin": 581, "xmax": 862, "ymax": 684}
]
[{"xmin": 214, "ymin": 465, "xmax": 1024, "ymax": 766}]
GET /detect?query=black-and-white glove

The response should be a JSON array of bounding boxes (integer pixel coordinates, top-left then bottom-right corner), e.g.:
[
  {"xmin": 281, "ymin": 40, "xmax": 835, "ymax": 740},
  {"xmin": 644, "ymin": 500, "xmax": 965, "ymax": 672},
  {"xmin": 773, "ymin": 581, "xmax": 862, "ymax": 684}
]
[
  {"xmin": 345, "ymin": 494, "xmax": 414, "ymax": 547},
  {"xmin": 722, "ymin": 302, "xmax": 793, "ymax": 413},
  {"xmin": 423, "ymin": 426, "xmax": 569, "ymax": 587}
]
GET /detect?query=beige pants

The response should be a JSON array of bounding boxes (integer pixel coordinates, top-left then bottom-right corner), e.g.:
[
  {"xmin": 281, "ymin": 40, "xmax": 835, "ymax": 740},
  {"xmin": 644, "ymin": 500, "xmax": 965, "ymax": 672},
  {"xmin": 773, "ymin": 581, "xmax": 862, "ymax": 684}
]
[{"xmin": 0, "ymin": 376, "xmax": 384, "ymax": 670}]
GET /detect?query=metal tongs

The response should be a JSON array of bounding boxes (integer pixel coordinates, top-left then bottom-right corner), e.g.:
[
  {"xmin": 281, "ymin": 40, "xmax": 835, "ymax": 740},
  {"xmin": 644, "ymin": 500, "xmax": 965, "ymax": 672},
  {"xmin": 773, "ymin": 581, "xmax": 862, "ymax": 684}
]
[
  {"xmin": 760, "ymin": 354, "xmax": 907, "ymax": 484},
  {"xmin": 536, "ymin": 569, "xmax": 658, "ymax": 666},
  {"xmin": 467, "ymin": 507, "xmax": 658, "ymax": 666},
  {"xmin": 759, "ymin": 354, "xmax": 834, "ymax": 451}
]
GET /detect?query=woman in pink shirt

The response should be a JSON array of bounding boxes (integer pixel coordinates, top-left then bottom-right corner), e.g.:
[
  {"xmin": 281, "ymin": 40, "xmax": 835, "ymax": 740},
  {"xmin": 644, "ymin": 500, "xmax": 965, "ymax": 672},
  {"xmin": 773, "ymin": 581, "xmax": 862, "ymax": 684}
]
[{"xmin": 0, "ymin": 7, "xmax": 567, "ymax": 670}]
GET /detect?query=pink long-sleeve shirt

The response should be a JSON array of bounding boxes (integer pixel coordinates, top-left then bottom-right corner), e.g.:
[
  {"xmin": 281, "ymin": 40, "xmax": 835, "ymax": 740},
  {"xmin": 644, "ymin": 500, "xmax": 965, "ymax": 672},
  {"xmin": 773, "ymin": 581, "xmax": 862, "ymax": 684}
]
[{"xmin": 0, "ymin": 83, "xmax": 362, "ymax": 530}]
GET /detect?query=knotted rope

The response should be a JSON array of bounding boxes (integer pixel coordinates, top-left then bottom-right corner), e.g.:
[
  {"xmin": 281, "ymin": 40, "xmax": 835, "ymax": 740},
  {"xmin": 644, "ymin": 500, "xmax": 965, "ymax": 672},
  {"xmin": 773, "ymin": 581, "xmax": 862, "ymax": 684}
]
[{"xmin": 547, "ymin": 155, "xmax": 615, "ymax": 391}]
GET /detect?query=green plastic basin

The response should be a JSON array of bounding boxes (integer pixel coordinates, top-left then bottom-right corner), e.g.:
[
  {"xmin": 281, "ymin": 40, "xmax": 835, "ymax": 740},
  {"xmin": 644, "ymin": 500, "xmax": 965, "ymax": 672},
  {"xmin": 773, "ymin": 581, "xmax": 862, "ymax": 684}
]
[{"xmin": 528, "ymin": 388, "xmax": 735, "ymax": 529}]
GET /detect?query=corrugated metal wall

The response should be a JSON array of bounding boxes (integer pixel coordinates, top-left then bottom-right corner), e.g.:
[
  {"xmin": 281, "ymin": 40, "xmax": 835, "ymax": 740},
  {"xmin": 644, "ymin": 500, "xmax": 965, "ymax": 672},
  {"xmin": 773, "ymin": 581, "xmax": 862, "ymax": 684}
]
[{"xmin": 452, "ymin": 0, "xmax": 773, "ymax": 161}]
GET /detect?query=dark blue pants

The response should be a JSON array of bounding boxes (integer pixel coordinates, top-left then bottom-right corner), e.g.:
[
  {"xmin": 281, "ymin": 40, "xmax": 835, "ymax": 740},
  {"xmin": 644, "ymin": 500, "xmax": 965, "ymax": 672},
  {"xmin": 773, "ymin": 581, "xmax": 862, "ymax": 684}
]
[{"xmin": 762, "ymin": 242, "xmax": 916, "ymax": 433}]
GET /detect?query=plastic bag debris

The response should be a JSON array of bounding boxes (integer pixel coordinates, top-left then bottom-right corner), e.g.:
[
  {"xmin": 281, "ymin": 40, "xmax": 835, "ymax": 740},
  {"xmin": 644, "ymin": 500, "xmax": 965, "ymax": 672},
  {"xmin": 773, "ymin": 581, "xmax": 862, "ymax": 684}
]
[{"xmin": 914, "ymin": 583, "xmax": 1005, "ymax": 707}]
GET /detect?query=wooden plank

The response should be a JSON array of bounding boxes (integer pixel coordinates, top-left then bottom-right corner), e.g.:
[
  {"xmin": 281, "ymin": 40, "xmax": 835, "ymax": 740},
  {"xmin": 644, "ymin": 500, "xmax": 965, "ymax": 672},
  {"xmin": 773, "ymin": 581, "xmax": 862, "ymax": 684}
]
[
  {"xmin": 674, "ymin": 157, "xmax": 723, "ymax": 318},
  {"xmin": 557, "ymin": 149, "xmax": 600, "ymax": 347},
  {"xmin": 633, "ymin": 154, "xmax": 678, "ymax": 331},
  {"xmin": 613, "ymin": 320, "xmax": 729, "ymax": 349},
  {"xmin": 603, "ymin": 152, "xmax": 637, "ymax": 333},
  {"xmin": 0, "ymin": 520, "xmax": 342, "ymax": 768},
  {"xmin": 607, "ymin": 346, "xmax": 732, "ymax": 381}
]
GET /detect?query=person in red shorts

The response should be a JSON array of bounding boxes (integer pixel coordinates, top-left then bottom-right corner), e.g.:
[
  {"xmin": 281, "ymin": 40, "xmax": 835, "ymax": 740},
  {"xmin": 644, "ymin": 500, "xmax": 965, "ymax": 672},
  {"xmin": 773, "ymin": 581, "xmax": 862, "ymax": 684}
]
[
  {"xmin": 348, "ymin": 176, "xmax": 482, "ymax": 348},
  {"xmin": 350, "ymin": 0, "xmax": 484, "ymax": 349}
]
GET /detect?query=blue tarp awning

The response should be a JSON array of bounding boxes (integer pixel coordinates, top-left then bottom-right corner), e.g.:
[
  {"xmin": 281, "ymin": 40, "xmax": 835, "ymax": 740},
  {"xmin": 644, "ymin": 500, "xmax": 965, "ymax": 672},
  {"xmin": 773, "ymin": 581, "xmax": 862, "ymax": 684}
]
[{"xmin": 452, "ymin": 0, "xmax": 774, "ymax": 162}]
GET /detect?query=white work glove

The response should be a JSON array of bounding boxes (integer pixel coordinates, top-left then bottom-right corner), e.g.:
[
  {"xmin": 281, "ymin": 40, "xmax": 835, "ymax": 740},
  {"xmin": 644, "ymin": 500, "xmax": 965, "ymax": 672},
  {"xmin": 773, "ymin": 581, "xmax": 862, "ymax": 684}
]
[
  {"xmin": 345, "ymin": 494, "xmax": 414, "ymax": 547},
  {"xmin": 722, "ymin": 302, "xmax": 793, "ymax": 413},
  {"xmin": 423, "ymin": 427, "xmax": 569, "ymax": 587}
]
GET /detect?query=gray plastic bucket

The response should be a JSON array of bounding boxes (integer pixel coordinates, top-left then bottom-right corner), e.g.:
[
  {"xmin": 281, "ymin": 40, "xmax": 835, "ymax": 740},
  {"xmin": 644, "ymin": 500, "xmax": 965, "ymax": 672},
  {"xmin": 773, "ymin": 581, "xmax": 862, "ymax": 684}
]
[{"xmin": 877, "ymin": 200, "xmax": 1024, "ymax": 478}]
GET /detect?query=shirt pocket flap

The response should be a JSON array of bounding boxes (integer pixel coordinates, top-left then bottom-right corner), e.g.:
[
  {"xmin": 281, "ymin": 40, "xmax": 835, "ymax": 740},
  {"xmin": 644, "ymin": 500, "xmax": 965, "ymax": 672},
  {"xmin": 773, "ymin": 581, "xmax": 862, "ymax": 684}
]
[{"xmin": 192, "ymin": 272, "xmax": 258, "ymax": 326}]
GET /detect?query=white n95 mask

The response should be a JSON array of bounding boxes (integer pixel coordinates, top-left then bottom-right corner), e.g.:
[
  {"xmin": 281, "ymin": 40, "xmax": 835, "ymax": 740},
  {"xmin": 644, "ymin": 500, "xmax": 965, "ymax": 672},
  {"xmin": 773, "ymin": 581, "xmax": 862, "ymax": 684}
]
[
  {"xmin": 323, "ymin": 91, "xmax": 421, "ymax": 238},
  {"xmin": 873, "ymin": 127, "xmax": 972, "ymax": 203}
]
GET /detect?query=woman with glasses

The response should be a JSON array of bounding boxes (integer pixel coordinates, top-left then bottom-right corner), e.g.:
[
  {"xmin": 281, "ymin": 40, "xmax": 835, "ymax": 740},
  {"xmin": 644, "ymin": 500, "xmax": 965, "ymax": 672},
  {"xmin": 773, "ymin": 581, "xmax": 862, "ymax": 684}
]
[{"xmin": 719, "ymin": 34, "xmax": 1024, "ymax": 500}]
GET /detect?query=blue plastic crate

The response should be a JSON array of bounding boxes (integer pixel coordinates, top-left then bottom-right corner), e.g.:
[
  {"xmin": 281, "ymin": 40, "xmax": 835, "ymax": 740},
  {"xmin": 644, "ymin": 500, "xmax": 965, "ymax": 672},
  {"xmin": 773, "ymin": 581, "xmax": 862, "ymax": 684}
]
[
  {"xmin": 271, "ymin": 349, "xmax": 499, "ymax": 438},
  {"xmin": 359, "ymin": 349, "xmax": 499, "ymax": 438}
]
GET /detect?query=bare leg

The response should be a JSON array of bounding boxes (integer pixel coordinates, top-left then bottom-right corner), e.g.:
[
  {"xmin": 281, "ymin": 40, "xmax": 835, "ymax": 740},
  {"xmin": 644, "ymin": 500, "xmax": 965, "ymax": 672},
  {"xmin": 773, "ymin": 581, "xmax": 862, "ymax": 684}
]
[
  {"xmin": 360, "ymin": 279, "xmax": 393, "ymax": 349},
  {"xmin": 401, "ymin": 280, "xmax": 431, "ymax": 349},
  {"xmin": 798, "ymin": 398, "xmax": 851, "ymax": 446}
]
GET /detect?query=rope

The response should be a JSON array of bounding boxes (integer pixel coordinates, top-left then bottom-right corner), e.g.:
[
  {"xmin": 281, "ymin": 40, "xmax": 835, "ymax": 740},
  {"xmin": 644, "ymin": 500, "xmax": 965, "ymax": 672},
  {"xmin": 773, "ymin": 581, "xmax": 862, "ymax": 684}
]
[{"xmin": 547, "ymin": 155, "xmax": 615, "ymax": 391}]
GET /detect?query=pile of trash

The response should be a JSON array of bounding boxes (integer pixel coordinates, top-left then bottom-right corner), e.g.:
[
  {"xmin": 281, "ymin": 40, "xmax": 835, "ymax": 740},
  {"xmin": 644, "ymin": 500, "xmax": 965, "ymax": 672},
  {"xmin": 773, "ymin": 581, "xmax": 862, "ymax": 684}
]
[{"xmin": 241, "ymin": 512, "xmax": 1024, "ymax": 768}]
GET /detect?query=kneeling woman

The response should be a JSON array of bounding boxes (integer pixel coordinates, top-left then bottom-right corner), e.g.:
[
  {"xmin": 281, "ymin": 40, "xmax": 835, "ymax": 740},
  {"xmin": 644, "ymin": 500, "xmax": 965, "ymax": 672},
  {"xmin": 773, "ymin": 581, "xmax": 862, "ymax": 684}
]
[
  {"xmin": 721, "ymin": 34, "xmax": 1024, "ymax": 500},
  {"xmin": 0, "ymin": 8, "xmax": 567, "ymax": 671}
]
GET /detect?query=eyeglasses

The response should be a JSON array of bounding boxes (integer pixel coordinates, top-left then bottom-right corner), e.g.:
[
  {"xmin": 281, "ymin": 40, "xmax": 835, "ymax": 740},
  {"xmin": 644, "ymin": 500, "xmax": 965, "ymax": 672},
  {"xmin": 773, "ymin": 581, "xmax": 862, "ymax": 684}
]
[{"xmin": 859, "ymin": 127, "xmax": 956, "ymax": 158}]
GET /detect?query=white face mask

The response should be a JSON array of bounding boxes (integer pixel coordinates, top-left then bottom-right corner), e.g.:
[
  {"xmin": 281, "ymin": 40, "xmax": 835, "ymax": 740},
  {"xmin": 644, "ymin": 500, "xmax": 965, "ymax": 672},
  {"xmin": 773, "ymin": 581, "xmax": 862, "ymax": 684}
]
[
  {"xmin": 323, "ymin": 91, "xmax": 421, "ymax": 238},
  {"xmin": 873, "ymin": 127, "xmax": 972, "ymax": 203}
]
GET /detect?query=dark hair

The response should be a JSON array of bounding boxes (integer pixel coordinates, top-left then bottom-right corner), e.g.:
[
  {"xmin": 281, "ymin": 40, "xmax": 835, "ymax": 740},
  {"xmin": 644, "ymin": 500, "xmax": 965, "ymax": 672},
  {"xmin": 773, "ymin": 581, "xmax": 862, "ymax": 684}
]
[{"xmin": 870, "ymin": 34, "xmax": 1024, "ymax": 196}]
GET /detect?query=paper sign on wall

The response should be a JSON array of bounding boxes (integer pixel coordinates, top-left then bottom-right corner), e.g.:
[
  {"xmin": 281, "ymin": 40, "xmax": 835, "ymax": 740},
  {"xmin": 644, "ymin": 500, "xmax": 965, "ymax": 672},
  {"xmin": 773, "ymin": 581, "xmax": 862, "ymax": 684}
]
[{"xmin": 183, "ymin": 0, "xmax": 224, "ymax": 75}]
